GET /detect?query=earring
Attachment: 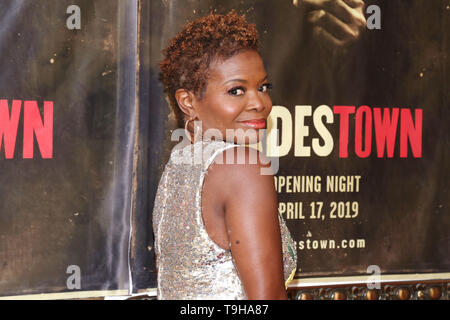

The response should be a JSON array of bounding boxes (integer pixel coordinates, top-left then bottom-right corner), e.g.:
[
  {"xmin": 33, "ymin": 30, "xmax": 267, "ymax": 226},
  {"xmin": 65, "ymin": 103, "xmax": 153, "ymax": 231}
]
[{"xmin": 184, "ymin": 117, "xmax": 201, "ymax": 143}]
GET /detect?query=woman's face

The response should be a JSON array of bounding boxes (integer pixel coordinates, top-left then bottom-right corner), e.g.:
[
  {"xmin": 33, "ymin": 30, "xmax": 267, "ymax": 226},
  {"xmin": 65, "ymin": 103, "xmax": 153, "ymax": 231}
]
[{"xmin": 192, "ymin": 49, "xmax": 272, "ymax": 144}]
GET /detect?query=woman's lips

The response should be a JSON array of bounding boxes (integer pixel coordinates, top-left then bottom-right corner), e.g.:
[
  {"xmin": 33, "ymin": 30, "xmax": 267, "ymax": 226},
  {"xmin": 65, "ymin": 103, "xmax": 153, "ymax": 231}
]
[{"xmin": 239, "ymin": 118, "xmax": 266, "ymax": 129}]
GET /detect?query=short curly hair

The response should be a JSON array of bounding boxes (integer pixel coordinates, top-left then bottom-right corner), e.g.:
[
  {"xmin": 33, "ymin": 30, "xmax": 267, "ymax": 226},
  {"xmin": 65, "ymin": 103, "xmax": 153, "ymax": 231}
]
[{"xmin": 159, "ymin": 10, "xmax": 259, "ymax": 127}]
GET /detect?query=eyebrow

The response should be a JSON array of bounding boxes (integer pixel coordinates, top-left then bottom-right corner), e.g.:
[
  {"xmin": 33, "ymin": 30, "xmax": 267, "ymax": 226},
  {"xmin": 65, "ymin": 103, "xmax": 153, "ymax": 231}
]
[{"xmin": 223, "ymin": 75, "xmax": 268, "ymax": 85}]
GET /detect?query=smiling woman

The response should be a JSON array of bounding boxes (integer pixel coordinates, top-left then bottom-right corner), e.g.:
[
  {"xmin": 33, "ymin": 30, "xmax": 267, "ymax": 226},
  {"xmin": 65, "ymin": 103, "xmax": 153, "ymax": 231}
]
[
  {"xmin": 152, "ymin": 11, "xmax": 297, "ymax": 300},
  {"xmin": 176, "ymin": 50, "xmax": 272, "ymax": 145}
]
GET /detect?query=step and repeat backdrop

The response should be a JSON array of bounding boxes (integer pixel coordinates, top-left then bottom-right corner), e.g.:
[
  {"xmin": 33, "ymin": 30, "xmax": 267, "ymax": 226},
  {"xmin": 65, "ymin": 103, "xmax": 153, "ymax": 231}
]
[
  {"xmin": 147, "ymin": 0, "xmax": 449, "ymax": 285},
  {"xmin": 0, "ymin": 0, "xmax": 448, "ymax": 298},
  {"xmin": 0, "ymin": 0, "xmax": 142, "ymax": 298}
]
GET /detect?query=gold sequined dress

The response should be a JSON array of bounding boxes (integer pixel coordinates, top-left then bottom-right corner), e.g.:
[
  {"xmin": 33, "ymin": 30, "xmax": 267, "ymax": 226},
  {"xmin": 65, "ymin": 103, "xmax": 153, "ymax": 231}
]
[{"xmin": 152, "ymin": 139, "xmax": 297, "ymax": 300}]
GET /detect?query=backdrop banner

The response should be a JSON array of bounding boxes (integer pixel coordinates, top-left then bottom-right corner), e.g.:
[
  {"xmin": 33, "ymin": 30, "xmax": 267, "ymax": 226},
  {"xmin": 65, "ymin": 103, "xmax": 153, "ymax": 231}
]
[
  {"xmin": 146, "ymin": 0, "xmax": 449, "ymax": 285},
  {"xmin": 0, "ymin": 0, "xmax": 138, "ymax": 297}
]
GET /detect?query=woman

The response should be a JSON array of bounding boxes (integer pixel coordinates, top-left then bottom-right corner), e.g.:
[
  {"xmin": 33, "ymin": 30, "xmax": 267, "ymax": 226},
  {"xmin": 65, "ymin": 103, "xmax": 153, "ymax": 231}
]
[{"xmin": 153, "ymin": 11, "xmax": 296, "ymax": 300}]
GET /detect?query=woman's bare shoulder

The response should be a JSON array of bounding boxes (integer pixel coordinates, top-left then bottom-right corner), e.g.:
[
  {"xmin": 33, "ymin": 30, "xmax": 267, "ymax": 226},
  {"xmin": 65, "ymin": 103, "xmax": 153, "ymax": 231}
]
[
  {"xmin": 203, "ymin": 145, "xmax": 277, "ymax": 221},
  {"xmin": 206, "ymin": 145, "xmax": 286, "ymax": 299},
  {"xmin": 207, "ymin": 145, "xmax": 275, "ymax": 201}
]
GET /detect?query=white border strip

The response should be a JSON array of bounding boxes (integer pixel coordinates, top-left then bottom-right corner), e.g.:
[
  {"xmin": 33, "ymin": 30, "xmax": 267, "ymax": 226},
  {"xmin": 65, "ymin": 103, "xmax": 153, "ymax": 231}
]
[
  {"xmin": 132, "ymin": 288, "xmax": 157, "ymax": 296},
  {"xmin": 0, "ymin": 288, "xmax": 158, "ymax": 300},
  {"xmin": 3, "ymin": 273, "xmax": 449, "ymax": 299},
  {"xmin": 288, "ymin": 272, "xmax": 450, "ymax": 288},
  {"xmin": 0, "ymin": 290, "xmax": 129, "ymax": 300},
  {"xmin": 104, "ymin": 288, "xmax": 158, "ymax": 300}
]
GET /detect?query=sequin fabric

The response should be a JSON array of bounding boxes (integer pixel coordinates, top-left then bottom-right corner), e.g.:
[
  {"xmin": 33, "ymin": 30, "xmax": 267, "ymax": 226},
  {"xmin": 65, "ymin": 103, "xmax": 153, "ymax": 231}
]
[{"xmin": 152, "ymin": 139, "xmax": 297, "ymax": 300}]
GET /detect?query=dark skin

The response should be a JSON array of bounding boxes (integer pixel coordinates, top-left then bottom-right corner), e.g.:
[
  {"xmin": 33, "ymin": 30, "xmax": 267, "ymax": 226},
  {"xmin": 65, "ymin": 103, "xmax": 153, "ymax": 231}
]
[
  {"xmin": 203, "ymin": 147, "xmax": 286, "ymax": 300},
  {"xmin": 175, "ymin": 50, "xmax": 286, "ymax": 299}
]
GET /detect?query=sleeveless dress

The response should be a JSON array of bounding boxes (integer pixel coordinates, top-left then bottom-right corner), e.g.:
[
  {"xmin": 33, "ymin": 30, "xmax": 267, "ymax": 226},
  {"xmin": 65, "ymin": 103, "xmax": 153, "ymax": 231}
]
[{"xmin": 152, "ymin": 139, "xmax": 297, "ymax": 300}]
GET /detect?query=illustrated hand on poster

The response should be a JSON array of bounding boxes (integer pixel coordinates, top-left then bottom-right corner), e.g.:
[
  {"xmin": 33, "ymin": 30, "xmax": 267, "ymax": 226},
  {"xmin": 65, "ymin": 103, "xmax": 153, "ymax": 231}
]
[{"xmin": 297, "ymin": 0, "xmax": 366, "ymax": 54}]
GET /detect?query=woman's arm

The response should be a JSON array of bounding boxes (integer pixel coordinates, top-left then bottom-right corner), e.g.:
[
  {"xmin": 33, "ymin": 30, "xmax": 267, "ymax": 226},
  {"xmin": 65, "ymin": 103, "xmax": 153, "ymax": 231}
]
[{"xmin": 214, "ymin": 146, "xmax": 287, "ymax": 300}]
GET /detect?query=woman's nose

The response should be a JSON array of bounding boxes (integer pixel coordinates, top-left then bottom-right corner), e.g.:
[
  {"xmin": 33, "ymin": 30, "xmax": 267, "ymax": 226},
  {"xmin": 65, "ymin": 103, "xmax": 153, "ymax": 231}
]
[{"xmin": 246, "ymin": 91, "xmax": 265, "ymax": 112}]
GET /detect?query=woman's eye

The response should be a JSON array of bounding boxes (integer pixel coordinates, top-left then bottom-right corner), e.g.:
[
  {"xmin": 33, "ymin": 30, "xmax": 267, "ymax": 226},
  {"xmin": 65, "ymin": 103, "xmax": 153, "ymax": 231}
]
[
  {"xmin": 259, "ymin": 83, "xmax": 273, "ymax": 93},
  {"xmin": 228, "ymin": 87, "xmax": 245, "ymax": 96}
]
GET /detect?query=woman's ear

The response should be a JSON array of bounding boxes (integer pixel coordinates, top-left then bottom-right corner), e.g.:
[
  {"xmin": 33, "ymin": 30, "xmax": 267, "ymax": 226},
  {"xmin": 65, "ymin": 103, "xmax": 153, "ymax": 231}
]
[{"xmin": 175, "ymin": 89, "xmax": 197, "ymax": 119}]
